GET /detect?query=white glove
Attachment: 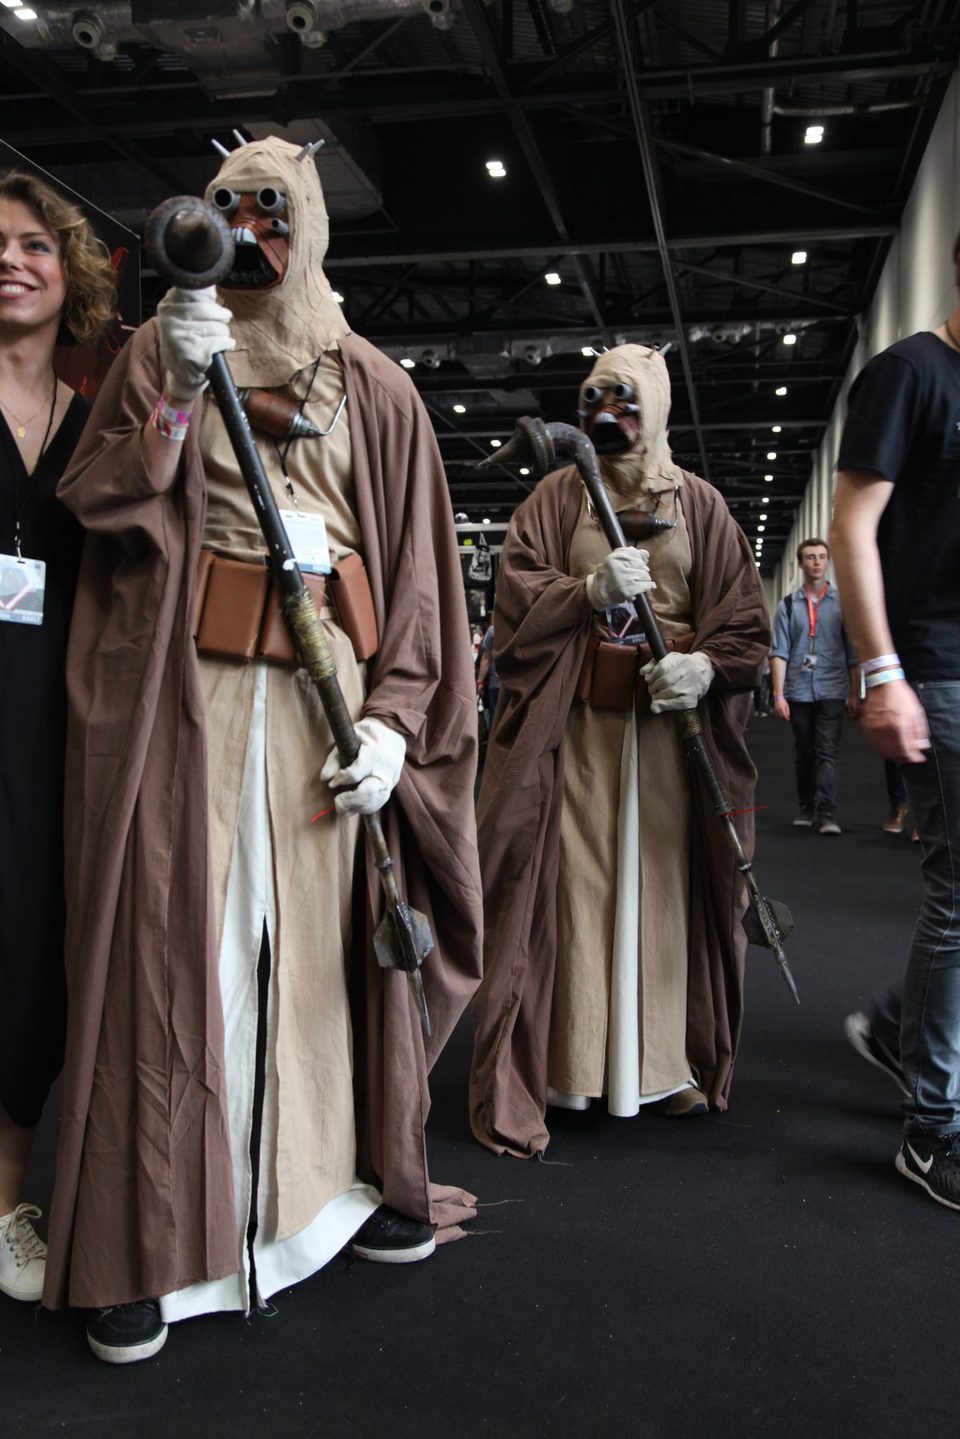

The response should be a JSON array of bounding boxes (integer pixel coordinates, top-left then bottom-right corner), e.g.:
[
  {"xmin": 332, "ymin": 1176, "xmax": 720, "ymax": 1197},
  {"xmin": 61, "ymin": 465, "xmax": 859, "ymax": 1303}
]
[
  {"xmin": 157, "ymin": 285, "xmax": 235, "ymax": 403},
  {"xmin": 585, "ymin": 546, "xmax": 656, "ymax": 611},
  {"xmin": 640, "ymin": 651, "xmax": 714, "ymax": 713},
  {"xmin": 320, "ymin": 716, "xmax": 406, "ymax": 816}
]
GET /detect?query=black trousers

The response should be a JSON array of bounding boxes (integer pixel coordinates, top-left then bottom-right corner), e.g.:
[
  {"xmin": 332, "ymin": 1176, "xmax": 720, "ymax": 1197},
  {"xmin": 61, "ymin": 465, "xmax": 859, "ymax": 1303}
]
[{"xmin": 789, "ymin": 697, "xmax": 845, "ymax": 819}]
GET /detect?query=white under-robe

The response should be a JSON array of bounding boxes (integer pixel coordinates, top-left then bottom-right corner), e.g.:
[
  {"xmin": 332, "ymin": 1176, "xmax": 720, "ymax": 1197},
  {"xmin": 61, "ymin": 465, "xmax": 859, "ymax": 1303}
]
[
  {"xmin": 549, "ymin": 484, "xmax": 696, "ymax": 1113},
  {"xmin": 160, "ymin": 661, "xmax": 379, "ymax": 1322}
]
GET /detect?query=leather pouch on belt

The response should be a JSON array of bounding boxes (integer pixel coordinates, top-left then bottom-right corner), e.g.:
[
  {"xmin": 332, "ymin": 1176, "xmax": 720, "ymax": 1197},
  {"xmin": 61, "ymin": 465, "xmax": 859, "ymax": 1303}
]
[
  {"xmin": 195, "ymin": 555, "xmax": 270, "ymax": 661},
  {"xmin": 258, "ymin": 572, "xmax": 327, "ymax": 664},
  {"xmin": 589, "ymin": 641, "xmax": 640, "ymax": 711},
  {"xmin": 329, "ymin": 551, "xmax": 379, "ymax": 662},
  {"xmin": 576, "ymin": 629, "xmax": 697, "ymax": 713}
]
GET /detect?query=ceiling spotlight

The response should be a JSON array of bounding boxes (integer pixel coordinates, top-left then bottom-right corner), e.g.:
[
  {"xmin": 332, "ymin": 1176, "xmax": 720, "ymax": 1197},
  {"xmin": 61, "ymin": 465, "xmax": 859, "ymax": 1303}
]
[
  {"xmin": 452, "ymin": 403, "xmax": 466, "ymax": 414},
  {"xmin": 485, "ymin": 160, "xmax": 507, "ymax": 179},
  {"xmin": 756, "ymin": 561, "xmax": 762, "ymax": 568},
  {"xmin": 544, "ymin": 272, "xmax": 562, "ymax": 286},
  {"xmin": 330, "ymin": 290, "xmax": 344, "ymax": 304},
  {"xmin": 775, "ymin": 385, "xmax": 788, "ymax": 396},
  {"xmin": 764, "ymin": 474, "xmax": 773, "ymax": 482},
  {"xmin": 791, "ymin": 250, "xmax": 808, "ymax": 266},
  {"xmin": 783, "ymin": 333, "xmax": 797, "ymax": 346},
  {"xmin": 757, "ymin": 525, "xmax": 766, "ymax": 533},
  {"xmin": 767, "ymin": 451, "xmax": 777, "ymax": 460},
  {"xmin": 771, "ymin": 425, "xmax": 782, "ymax": 433},
  {"xmin": 490, "ymin": 438, "xmax": 502, "ymax": 448},
  {"xmin": 760, "ymin": 513, "xmax": 768, "ymax": 520},
  {"xmin": 13, "ymin": 5, "xmax": 36, "ymax": 14},
  {"xmin": 804, "ymin": 124, "xmax": 824, "ymax": 145},
  {"xmin": 1, "ymin": 0, "xmax": 24, "ymax": 7},
  {"xmin": 399, "ymin": 357, "xmax": 415, "ymax": 369},
  {"xmin": 482, "ymin": 517, "xmax": 491, "ymax": 524},
  {"xmin": 519, "ymin": 467, "xmax": 530, "ymax": 476}
]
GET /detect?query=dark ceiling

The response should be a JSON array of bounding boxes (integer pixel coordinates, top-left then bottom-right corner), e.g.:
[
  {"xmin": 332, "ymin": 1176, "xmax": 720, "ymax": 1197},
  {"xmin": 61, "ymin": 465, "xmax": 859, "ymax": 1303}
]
[{"xmin": 1, "ymin": 0, "xmax": 958, "ymax": 571}]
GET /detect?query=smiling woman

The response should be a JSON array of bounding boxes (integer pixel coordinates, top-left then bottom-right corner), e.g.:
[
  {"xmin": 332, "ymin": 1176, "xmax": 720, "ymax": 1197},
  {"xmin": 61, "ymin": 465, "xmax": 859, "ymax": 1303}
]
[{"xmin": 0, "ymin": 170, "xmax": 116, "ymax": 1307}]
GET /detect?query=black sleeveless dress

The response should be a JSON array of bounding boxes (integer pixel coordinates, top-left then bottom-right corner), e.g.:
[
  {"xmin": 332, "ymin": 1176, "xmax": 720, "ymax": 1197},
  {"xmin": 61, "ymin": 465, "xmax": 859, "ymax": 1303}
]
[{"xmin": 0, "ymin": 392, "xmax": 89, "ymax": 1127}]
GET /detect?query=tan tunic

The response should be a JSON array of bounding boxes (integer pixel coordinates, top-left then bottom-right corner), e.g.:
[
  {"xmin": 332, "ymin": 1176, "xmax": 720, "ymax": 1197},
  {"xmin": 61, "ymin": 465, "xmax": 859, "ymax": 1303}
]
[
  {"xmin": 550, "ymin": 482, "xmax": 695, "ymax": 1101},
  {"xmin": 198, "ymin": 349, "xmax": 364, "ymax": 1239}
]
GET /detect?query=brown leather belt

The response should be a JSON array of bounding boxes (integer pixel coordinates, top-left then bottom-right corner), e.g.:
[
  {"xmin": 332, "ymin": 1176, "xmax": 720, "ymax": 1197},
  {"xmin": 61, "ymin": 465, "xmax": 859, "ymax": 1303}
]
[
  {"xmin": 576, "ymin": 629, "xmax": 696, "ymax": 713},
  {"xmin": 194, "ymin": 548, "xmax": 379, "ymax": 666}
]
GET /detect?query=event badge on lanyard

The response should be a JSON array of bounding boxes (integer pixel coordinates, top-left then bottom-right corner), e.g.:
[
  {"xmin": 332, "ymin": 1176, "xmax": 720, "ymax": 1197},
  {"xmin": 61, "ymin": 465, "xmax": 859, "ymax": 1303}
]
[
  {"xmin": 0, "ymin": 552, "xmax": 45, "ymax": 626},
  {"xmin": 279, "ymin": 509, "xmax": 332, "ymax": 575},
  {"xmin": 800, "ymin": 581, "xmax": 828, "ymax": 670}
]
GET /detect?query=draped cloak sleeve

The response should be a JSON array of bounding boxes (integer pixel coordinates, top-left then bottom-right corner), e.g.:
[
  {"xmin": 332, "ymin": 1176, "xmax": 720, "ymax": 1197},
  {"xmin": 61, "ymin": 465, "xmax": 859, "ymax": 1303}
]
[
  {"xmin": 469, "ymin": 464, "xmax": 770, "ymax": 1158},
  {"xmin": 43, "ymin": 321, "xmax": 482, "ymax": 1309}
]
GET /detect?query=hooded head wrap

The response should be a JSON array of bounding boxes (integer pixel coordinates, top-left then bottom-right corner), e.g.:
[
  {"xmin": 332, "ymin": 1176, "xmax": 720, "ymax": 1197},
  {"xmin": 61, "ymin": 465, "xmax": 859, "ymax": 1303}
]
[
  {"xmin": 206, "ymin": 136, "xmax": 350, "ymax": 388},
  {"xmin": 579, "ymin": 344, "xmax": 683, "ymax": 498}
]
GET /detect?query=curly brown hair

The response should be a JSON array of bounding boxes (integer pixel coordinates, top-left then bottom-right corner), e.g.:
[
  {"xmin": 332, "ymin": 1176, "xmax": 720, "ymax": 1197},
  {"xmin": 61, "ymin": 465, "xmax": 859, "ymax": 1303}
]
[{"xmin": 0, "ymin": 170, "xmax": 117, "ymax": 346}]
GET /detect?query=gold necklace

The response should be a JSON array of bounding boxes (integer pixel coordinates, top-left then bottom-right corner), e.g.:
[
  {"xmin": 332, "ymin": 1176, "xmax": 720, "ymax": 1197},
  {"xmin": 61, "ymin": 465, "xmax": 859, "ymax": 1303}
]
[{"xmin": 0, "ymin": 379, "xmax": 56, "ymax": 439}]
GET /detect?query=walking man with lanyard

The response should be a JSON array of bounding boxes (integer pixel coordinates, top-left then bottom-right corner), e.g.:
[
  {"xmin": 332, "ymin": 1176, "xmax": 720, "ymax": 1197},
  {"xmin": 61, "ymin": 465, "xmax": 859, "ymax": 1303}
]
[
  {"xmin": 770, "ymin": 538, "xmax": 860, "ymax": 835},
  {"xmin": 830, "ymin": 229, "xmax": 960, "ymax": 1210}
]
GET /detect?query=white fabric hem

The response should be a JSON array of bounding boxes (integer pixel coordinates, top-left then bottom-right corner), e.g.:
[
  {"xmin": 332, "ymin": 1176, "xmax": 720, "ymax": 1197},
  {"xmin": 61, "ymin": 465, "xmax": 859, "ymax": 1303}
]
[{"xmin": 160, "ymin": 1183, "xmax": 380, "ymax": 1323}]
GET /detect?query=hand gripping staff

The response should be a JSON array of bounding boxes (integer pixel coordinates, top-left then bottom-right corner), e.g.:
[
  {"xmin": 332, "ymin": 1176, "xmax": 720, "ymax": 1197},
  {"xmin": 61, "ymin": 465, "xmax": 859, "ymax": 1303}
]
[
  {"xmin": 145, "ymin": 195, "xmax": 433, "ymax": 1036},
  {"xmin": 482, "ymin": 416, "xmax": 799, "ymax": 1005}
]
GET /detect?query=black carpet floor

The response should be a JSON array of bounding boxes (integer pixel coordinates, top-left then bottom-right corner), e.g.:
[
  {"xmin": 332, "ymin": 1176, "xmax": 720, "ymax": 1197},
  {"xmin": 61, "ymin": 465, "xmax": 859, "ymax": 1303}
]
[{"xmin": 5, "ymin": 716, "xmax": 946, "ymax": 1439}]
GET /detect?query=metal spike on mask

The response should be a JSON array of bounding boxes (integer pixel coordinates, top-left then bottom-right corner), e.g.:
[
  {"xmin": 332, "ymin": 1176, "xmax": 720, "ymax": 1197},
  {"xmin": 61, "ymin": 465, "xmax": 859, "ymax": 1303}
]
[
  {"xmin": 232, "ymin": 129, "xmax": 249, "ymax": 147},
  {"xmin": 211, "ymin": 138, "xmax": 230, "ymax": 158},
  {"xmin": 294, "ymin": 139, "xmax": 326, "ymax": 163}
]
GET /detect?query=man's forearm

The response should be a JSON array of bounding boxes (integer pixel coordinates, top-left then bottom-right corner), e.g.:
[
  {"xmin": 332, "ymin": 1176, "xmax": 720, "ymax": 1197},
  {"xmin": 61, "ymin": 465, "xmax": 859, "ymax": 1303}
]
[
  {"xmin": 769, "ymin": 656, "xmax": 786, "ymax": 696},
  {"xmin": 829, "ymin": 470, "xmax": 897, "ymax": 664}
]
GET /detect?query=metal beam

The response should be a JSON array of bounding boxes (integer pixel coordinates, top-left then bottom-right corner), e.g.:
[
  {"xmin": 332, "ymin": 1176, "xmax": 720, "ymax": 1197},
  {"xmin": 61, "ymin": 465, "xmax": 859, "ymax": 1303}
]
[
  {"xmin": 610, "ymin": 0, "xmax": 709, "ymax": 479},
  {"xmin": 655, "ymin": 137, "xmax": 885, "ymax": 219},
  {"xmin": 408, "ymin": 366, "xmax": 841, "ymax": 394},
  {"xmin": 0, "ymin": 53, "xmax": 946, "ymax": 136},
  {"xmin": 325, "ymin": 225, "xmax": 896, "ymax": 269},
  {"xmin": 521, "ymin": 0, "xmax": 660, "ymax": 92},
  {"xmin": 515, "ymin": 48, "xmax": 947, "ymax": 106},
  {"xmin": 758, "ymin": 0, "xmax": 820, "ymax": 47},
  {"xmin": 460, "ymin": 0, "xmax": 607, "ymax": 333},
  {"xmin": 673, "ymin": 258, "xmax": 854, "ymax": 314},
  {"xmin": 0, "ymin": 29, "xmax": 183, "ymax": 194}
]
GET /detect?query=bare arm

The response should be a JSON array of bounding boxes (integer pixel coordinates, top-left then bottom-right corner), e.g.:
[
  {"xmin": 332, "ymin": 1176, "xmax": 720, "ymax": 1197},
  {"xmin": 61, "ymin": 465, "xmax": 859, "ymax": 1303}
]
[
  {"xmin": 769, "ymin": 655, "xmax": 789, "ymax": 720},
  {"xmin": 140, "ymin": 398, "xmax": 196, "ymax": 486},
  {"xmin": 829, "ymin": 469, "xmax": 929, "ymax": 762}
]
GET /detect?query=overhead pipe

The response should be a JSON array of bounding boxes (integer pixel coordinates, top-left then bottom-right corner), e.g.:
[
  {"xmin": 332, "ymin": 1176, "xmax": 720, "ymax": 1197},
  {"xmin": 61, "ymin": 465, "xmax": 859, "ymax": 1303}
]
[
  {"xmin": 760, "ymin": 0, "xmax": 780, "ymax": 155},
  {"xmin": 609, "ymin": 0, "xmax": 710, "ymax": 482}
]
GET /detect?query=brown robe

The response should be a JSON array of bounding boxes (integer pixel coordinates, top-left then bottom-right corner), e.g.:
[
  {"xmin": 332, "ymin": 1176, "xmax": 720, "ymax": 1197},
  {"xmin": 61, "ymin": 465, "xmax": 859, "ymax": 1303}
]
[
  {"xmin": 44, "ymin": 320, "xmax": 483, "ymax": 1309},
  {"xmin": 469, "ymin": 463, "xmax": 770, "ymax": 1158}
]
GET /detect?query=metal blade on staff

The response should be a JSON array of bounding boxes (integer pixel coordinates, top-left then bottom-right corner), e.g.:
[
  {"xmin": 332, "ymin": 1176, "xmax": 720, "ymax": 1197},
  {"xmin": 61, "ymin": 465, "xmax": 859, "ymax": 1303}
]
[
  {"xmin": 481, "ymin": 415, "xmax": 799, "ymax": 1004},
  {"xmin": 145, "ymin": 194, "xmax": 433, "ymax": 1036}
]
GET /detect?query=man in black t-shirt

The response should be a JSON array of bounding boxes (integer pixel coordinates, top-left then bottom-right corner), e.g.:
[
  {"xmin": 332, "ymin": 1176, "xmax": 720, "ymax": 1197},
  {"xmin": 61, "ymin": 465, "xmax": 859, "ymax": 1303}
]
[{"xmin": 831, "ymin": 232, "xmax": 960, "ymax": 1213}]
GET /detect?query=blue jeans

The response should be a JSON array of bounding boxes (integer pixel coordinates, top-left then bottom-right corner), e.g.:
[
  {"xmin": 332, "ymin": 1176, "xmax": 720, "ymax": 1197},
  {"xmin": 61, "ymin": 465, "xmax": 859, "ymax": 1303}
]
[
  {"xmin": 789, "ymin": 697, "xmax": 845, "ymax": 818},
  {"xmin": 869, "ymin": 682, "xmax": 960, "ymax": 1137}
]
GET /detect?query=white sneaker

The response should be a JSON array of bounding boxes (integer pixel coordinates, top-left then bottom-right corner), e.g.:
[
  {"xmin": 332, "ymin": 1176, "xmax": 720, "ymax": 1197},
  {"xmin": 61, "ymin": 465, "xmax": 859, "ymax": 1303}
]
[{"xmin": 0, "ymin": 1204, "xmax": 46, "ymax": 1302}]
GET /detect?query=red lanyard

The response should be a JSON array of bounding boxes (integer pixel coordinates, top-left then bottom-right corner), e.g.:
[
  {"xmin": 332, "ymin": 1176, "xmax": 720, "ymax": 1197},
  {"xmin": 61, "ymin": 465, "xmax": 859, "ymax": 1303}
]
[{"xmin": 804, "ymin": 582, "xmax": 828, "ymax": 649}]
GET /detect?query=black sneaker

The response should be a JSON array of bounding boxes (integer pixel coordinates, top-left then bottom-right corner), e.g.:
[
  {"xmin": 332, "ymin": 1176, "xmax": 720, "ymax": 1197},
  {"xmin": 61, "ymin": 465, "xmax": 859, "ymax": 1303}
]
[
  {"xmin": 792, "ymin": 810, "xmax": 814, "ymax": 827},
  {"xmin": 86, "ymin": 1300, "xmax": 168, "ymax": 1364},
  {"xmin": 895, "ymin": 1134, "xmax": 960, "ymax": 1211},
  {"xmin": 349, "ymin": 1206, "xmax": 436, "ymax": 1264},
  {"xmin": 843, "ymin": 1011, "xmax": 909, "ymax": 1096}
]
